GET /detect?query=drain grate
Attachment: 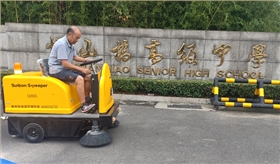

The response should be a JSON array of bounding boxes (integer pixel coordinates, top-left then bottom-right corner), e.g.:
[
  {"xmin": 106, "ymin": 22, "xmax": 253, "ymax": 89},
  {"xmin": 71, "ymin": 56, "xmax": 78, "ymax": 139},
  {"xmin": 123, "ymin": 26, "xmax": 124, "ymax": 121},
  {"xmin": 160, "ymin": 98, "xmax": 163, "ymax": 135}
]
[{"xmin": 167, "ymin": 104, "xmax": 202, "ymax": 109}]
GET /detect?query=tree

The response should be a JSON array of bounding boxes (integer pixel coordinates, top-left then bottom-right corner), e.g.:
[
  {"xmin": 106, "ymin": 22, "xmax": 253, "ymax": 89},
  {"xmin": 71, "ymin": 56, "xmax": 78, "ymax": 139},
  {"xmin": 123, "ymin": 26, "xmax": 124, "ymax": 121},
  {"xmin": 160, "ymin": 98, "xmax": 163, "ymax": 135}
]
[{"xmin": 1, "ymin": 1, "xmax": 280, "ymax": 32}]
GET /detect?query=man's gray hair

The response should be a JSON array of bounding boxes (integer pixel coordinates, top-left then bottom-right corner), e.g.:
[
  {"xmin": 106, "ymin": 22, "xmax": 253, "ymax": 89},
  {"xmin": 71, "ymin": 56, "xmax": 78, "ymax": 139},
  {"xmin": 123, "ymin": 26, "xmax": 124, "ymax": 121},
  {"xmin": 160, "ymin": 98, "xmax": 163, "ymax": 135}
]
[{"xmin": 66, "ymin": 26, "xmax": 80, "ymax": 34}]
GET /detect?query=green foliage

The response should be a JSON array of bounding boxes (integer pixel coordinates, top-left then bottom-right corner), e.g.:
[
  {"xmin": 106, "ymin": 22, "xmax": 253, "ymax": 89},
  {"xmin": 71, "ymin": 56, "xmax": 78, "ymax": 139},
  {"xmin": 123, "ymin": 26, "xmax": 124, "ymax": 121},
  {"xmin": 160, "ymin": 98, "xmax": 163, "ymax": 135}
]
[
  {"xmin": 0, "ymin": 71, "xmax": 14, "ymax": 81},
  {"xmin": 1, "ymin": 1, "xmax": 280, "ymax": 32},
  {"xmin": 218, "ymin": 83, "xmax": 255, "ymax": 98},
  {"xmin": 112, "ymin": 77, "xmax": 280, "ymax": 100}
]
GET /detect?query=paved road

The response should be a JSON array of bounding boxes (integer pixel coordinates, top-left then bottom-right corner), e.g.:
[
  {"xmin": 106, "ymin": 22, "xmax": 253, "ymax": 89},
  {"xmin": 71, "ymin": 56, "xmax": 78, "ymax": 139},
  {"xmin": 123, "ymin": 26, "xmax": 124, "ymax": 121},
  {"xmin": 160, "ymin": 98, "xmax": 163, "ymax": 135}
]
[{"xmin": 1, "ymin": 104, "xmax": 280, "ymax": 164}]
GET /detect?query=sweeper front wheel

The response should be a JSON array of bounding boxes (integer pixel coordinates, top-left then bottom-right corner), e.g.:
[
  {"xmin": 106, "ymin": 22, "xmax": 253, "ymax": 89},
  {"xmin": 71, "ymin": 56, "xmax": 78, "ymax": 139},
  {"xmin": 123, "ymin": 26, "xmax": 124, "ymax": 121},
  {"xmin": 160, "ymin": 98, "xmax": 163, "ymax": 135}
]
[{"xmin": 22, "ymin": 123, "xmax": 45, "ymax": 143}]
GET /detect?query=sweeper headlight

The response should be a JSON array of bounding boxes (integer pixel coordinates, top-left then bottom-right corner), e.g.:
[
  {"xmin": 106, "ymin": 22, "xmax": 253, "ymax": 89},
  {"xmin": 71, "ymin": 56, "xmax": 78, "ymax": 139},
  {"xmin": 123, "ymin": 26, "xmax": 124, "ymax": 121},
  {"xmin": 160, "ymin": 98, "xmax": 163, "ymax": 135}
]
[{"xmin": 14, "ymin": 62, "xmax": 22, "ymax": 74}]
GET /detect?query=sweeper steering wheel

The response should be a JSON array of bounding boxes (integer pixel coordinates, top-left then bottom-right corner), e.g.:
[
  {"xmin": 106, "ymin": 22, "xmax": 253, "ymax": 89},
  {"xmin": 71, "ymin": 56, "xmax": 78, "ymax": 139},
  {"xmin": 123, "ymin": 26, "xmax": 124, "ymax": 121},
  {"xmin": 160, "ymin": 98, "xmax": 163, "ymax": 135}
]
[
  {"xmin": 80, "ymin": 58, "xmax": 102, "ymax": 66},
  {"xmin": 80, "ymin": 58, "xmax": 102, "ymax": 74}
]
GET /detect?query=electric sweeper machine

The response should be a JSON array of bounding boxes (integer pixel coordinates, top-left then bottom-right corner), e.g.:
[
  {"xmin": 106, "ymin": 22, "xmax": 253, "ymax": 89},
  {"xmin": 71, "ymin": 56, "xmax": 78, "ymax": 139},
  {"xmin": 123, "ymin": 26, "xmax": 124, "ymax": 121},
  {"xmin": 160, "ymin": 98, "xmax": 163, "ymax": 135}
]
[{"xmin": 1, "ymin": 58, "xmax": 121, "ymax": 147}]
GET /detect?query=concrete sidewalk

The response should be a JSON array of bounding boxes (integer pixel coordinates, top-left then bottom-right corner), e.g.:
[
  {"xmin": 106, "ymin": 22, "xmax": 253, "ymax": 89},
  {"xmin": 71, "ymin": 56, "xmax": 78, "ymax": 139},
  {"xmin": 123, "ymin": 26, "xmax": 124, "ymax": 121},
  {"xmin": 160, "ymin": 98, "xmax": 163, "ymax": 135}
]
[
  {"xmin": 114, "ymin": 94, "xmax": 280, "ymax": 113},
  {"xmin": 114, "ymin": 94, "xmax": 210, "ymax": 104},
  {"xmin": 115, "ymin": 94, "xmax": 215, "ymax": 112}
]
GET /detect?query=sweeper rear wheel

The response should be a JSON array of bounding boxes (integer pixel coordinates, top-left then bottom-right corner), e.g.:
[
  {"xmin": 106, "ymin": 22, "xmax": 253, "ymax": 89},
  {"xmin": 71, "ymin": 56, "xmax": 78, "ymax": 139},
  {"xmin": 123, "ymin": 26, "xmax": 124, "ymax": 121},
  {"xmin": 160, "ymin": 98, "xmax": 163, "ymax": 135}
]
[{"xmin": 22, "ymin": 123, "xmax": 45, "ymax": 143}]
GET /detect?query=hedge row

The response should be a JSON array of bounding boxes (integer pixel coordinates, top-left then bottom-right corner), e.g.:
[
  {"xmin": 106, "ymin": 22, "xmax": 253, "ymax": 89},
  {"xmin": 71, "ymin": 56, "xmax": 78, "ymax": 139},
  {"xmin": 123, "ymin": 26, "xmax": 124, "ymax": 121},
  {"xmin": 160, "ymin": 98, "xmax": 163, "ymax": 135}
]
[
  {"xmin": 1, "ymin": 71, "xmax": 13, "ymax": 80},
  {"xmin": 112, "ymin": 77, "xmax": 213, "ymax": 98},
  {"xmin": 112, "ymin": 77, "xmax": 280, "ymax": 99},
  {"xmin": 1, "ymin": 71, "xmax": 280, "ymax": 99}
]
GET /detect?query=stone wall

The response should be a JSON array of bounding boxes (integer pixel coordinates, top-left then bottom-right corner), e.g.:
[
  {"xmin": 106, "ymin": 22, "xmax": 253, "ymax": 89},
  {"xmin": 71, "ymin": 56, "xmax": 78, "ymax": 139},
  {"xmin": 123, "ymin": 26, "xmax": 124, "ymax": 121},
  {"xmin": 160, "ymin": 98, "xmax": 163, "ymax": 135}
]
[{"xmin": 1, "ymin": 23, "xmax": 280, "ymax": 80}]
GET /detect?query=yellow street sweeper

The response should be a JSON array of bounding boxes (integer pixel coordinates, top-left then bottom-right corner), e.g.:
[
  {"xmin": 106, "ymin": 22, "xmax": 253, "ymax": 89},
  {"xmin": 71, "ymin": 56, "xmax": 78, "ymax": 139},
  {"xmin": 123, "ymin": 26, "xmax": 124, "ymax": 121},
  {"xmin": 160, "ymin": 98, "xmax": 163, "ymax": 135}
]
[{"xmin": 1, "ymin": 58, "xmax": 120, "ymax": 147}]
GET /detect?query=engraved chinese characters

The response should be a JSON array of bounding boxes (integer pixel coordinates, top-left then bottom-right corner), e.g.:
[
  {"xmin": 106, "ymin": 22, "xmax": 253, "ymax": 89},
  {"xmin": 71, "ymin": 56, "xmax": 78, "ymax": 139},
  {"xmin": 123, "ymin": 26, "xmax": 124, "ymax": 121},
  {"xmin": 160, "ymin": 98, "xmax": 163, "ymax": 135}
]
[
  {"xmin": 46, "ymin": 36, "xmax": 269, "ymax": 79},
  {"xmin": 78, "ymin": 39, "xmax": 98, "ymax": 58},
  {"xmin": 145, "ymin": 40, "xmax": 163, "ymax": 65},
  {"xmin": 46, "ymin": 36, "xmax": 58, "ymax": 49},
  {"xmin": 212, "ymin": 44, "xmax": 231, "ymax": 66},
  {"xmin": 111, "ymin": 40, "xmax": 131, "ymax": 62},
  {"xmin": 177, "ymin": 43, "xmax": 198, "ymax": 65},
  {"xmin": 247, "ymin": 44, "xmax": 268, "ymax": 68}
]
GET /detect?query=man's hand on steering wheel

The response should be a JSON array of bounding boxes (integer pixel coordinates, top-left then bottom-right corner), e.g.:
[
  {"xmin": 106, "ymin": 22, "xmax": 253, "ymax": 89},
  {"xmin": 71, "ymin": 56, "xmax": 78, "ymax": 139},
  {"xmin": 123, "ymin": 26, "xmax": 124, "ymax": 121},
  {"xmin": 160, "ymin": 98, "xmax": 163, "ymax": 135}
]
[
  {"xmin": 80, "ymin": 67, "xmax": 91, "ymax": 75},
  {"xmin": 84, "ymin": 58, "xmax": 93, "ymax": 63}
]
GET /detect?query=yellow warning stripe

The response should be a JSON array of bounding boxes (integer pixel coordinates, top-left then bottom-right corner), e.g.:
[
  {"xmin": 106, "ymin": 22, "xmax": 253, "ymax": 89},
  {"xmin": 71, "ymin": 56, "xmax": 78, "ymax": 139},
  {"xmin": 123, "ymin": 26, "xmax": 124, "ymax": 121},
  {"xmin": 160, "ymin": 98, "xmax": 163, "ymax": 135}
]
[
  {"xmin": 213, "ymin": 87, "xmax": 219, "ymax": 94},
  {"xmin": 259, "ymin": 88, "xmax": 264, "ymax": 97},
  {"xmin": 221, "ymin": 97, "xmax": 229, "ymax": 102},
  {"xmin": 243, "ymin": 103, "xmax": 252, "ymax": 108},
  {"xmin": 271, "ymin": 80, "xmax": 280, "ymax": 85},
  {"xmin": 225, "ymin": 102, "xmax": 235, "ymax": 107},
  {"xmin": 226, "ymin": 78, "xmax": 235, "ymax": 83},
  {"xmin": 248, "ymin": 79, "xmax": 257, "ymax": 84},
  {"xmin": 273, "ymin": 104, "xmax": 280, "ymax": 109},
  {"xmin": 237, "ymin": 98, "xmax": 246, "ymax": 102},
  {"xmin": 265, "ymin": 99, "xmax": 273, "ymax": 104},
  {"xmin": 254, "ymin": 89, "xmax": 259, "ymax": 95}
]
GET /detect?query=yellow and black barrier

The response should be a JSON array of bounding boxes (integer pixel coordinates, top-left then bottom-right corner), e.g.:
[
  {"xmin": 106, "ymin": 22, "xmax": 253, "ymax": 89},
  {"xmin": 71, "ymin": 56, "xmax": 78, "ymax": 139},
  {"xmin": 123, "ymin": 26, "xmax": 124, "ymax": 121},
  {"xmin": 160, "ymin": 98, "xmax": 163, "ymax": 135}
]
[{"xmin": 211, "ymin": 78, "xmax": 280, "ymax": 110}]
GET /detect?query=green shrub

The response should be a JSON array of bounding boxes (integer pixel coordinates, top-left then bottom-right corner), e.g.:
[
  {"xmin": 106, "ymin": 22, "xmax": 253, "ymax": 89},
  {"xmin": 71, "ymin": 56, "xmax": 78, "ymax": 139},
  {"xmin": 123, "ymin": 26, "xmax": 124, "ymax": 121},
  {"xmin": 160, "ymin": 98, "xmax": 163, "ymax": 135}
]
[
  {"xmin": 112, "ymin": 77, "xmax": 280, "ymax": 99},
  {"xmin": 1, "ymin": 71, "xmax": 14, "ymax": 81}
]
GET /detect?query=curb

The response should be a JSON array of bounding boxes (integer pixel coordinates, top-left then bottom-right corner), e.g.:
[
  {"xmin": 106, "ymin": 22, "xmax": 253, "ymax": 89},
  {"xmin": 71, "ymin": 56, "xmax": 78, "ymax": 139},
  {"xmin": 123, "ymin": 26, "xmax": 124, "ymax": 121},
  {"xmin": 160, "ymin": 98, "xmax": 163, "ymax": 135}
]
[
  {"xmin": 114, "ymin": 94, "xmax": 280, "ymax": 113},
  {"xmin": 114, "ymin": 94, "xmax": 211, "ymax": 105},
  {"xmin": 114, "ymin": 94, "xmax": 214, "ymax": 111}
]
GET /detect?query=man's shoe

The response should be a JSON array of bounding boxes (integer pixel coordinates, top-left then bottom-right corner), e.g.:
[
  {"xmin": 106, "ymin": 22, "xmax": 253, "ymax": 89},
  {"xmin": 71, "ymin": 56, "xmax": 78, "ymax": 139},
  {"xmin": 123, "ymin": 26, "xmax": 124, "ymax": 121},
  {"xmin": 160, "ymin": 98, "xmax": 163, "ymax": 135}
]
[{"xmin": 81, "ymin": 103, "xmax": 95, "ymax": 113}]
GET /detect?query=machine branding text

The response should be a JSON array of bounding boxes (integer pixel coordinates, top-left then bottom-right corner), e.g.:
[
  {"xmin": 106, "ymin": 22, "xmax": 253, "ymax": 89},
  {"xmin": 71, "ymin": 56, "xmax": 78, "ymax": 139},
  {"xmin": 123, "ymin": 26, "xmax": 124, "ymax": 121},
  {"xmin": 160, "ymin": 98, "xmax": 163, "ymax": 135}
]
[{"xmin": 11, "ymin": 83, "xmax": 48, "ymax": 88}]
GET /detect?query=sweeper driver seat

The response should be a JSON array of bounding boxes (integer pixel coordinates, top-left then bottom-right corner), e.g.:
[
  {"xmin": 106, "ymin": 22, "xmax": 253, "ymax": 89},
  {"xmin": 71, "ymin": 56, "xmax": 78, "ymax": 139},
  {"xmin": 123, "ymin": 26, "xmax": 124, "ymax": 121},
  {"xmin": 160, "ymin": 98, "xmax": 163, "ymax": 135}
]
[{"xmin": 37, "ymin": 58, "xmax": 50, "ymax": 77}]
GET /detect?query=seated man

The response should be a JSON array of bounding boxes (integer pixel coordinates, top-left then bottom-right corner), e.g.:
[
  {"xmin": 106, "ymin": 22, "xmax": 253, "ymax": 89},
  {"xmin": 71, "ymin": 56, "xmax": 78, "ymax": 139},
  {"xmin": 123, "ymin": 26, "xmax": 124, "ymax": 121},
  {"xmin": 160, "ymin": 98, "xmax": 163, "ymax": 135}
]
[{"xmin": 48, "ymin": 26, "xmax": 94, "ymax": 113}]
